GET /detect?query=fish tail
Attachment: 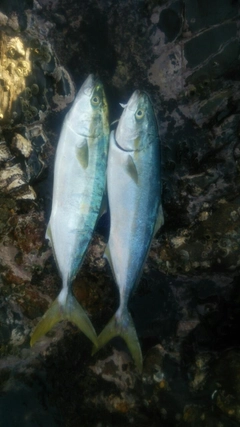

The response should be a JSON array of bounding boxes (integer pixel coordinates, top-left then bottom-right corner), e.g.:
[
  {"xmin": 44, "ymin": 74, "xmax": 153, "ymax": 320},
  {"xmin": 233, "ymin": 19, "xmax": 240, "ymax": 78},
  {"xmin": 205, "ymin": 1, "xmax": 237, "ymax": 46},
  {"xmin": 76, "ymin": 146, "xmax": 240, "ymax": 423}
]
[
  {"xmin": 92, "ymin": 308, "xmax": 143, "ymax": 372},
  {"xmin": 30, "ymin": 292, "xmax": 98, "ymax": 347}
]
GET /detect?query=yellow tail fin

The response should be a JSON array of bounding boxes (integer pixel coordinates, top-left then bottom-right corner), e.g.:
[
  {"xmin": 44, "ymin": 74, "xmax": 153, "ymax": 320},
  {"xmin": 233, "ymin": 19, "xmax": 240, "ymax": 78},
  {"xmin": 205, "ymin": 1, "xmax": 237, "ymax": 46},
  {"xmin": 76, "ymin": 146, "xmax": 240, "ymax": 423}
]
[
  {"xmin": 30, "ymin": 293, "xmax": 97, "ymax": 347},
  {"xmin": 93, "ymin": 309, "xmax": 143, "ymax": 372}
]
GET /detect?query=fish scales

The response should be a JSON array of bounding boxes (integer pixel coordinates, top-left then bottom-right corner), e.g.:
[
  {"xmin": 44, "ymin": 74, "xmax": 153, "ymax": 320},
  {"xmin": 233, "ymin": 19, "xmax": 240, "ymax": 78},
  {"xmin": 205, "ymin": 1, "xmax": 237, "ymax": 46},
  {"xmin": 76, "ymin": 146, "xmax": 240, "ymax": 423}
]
[
  {"xmin": 30, "ymin": 75, "xmax": 109, "ymax": 347},
  {"xmin": 109, "ymin": 142, "xmax": 160, "ymax": 295},
  {"xmin": 50, "ymin": 128, "xmax": 107, "ymax": 281},
  {"xmin": 94, "ymin": 90, "xmax": 164, "ymax": 372}
]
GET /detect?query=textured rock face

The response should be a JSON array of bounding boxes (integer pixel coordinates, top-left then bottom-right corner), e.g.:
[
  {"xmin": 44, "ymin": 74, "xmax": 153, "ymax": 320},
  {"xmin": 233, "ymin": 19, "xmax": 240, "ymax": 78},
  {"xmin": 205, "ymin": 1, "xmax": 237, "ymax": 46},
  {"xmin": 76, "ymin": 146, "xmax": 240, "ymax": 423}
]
[
  {"xmin": 0, "ymin": 0, "xmax": 240, "ymax": 426},
  {"xmin": 146, "ymin": 1, "xmax": 240, "ymax": 275}
]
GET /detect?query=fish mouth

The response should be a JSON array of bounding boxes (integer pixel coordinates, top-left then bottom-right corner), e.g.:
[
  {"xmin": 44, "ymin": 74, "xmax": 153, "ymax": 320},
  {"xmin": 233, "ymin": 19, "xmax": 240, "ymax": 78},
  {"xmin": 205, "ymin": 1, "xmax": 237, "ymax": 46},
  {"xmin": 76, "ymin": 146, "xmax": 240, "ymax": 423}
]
[
  {"xmin": 82, "ymin": 74, "xmax": 102, "ymax": 97},
  {"xmin": 128, "ymin": 90, "xmax": 141, "ymax": 111},
  {"xmin": 127, "ymin": 90, "xmax": 149, "ymax": 112},
  {"xmin": 73, "ymin": 75, "xmax": 98, "ymax": 102}
]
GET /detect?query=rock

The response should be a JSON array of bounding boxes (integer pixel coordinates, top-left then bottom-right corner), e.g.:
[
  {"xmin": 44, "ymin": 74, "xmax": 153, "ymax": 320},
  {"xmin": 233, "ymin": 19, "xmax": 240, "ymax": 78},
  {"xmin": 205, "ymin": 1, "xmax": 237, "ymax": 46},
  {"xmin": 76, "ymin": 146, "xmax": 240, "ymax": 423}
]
[
  {"xmin": 11, "ymin": 134, "xmax": 32, "ymax": 158},
  {"xmin": 0, "ymin": 11, "xmax": 8, "ymax": 26}
]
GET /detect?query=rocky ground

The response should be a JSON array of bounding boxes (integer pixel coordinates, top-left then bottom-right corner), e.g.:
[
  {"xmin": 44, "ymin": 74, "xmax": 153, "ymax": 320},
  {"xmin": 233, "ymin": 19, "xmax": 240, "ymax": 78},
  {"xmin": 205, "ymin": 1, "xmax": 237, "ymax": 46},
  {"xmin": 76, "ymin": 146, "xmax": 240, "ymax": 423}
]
[{"xmin": 0, "ymin": 0, "xmax": 240, "ymax": 426}]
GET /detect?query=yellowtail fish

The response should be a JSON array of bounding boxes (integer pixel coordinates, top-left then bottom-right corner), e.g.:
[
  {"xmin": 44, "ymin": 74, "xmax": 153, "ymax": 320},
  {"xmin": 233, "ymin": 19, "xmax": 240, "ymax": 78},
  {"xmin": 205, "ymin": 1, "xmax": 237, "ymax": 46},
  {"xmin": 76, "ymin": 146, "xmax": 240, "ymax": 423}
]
[
  {"xmin": 30, "ymin": 75, "xmax": 109, "ymax": 347},
  {"xmin": 94, "ymin": 90, "xmax": 164, "ymax": 371}
]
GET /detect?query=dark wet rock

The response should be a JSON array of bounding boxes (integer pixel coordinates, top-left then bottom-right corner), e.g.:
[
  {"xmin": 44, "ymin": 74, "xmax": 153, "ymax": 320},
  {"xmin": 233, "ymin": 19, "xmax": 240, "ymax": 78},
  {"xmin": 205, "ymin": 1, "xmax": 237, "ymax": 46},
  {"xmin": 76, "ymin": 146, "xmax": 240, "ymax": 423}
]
[
  {"xmin": 211, "ymin": 349, "xmax": 240, "ymax": 423},
  {"xmin": 0, "ymin": 0, "xmax": 240, "ymax": 426},
  {"xmin": 184, "ymin": 23, "xmax": 237, "ymax": 69},
  {"xmin": 158, "ymin": 4, "xmax": 182, "ymax": 43}
]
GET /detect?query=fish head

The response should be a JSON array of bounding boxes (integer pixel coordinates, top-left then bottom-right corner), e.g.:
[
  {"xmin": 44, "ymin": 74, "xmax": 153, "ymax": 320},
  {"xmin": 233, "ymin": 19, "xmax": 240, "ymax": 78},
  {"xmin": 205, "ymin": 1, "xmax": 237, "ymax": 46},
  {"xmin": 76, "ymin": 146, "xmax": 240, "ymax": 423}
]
[
  {"xmin": 67, "ymin": 74, "xmax": 109, "ymax": 137},
  {"xmin": 115, "ymin": 90, "xmax": 158, "ymax": 151}
]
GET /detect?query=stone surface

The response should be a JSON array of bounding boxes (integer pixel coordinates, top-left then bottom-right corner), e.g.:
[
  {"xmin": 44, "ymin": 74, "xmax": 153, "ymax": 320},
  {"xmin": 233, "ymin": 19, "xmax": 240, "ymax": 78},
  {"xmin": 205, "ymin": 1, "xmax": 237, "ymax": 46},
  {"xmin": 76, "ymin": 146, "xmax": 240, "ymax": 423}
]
[{"xmin": 0, "ymin": 0, "xmax": 240, "ymax": 426}]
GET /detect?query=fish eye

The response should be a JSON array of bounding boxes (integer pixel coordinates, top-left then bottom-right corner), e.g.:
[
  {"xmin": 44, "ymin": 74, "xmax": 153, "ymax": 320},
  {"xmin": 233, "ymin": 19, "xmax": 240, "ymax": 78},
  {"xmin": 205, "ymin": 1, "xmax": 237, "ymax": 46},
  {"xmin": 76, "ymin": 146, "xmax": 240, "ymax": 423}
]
[
  {"xmin": 91, "ymin": 95, "xmax": 100, "ymax": 106},
  {"xmin": 135, "ymin": 109, "xmax": 144, "ymax": 120}
]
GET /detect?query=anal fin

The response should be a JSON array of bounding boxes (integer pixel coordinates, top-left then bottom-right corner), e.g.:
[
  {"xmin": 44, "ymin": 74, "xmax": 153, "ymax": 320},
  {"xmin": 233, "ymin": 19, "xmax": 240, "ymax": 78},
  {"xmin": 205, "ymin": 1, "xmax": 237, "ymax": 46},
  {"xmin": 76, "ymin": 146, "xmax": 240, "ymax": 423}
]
[
  {"xmin": 45, "ymin": 224, "xmax": 60, "ymax": 272},
  {"xmin": 104, "ymin": 244, "xmax": 117, "ymax": 284}
]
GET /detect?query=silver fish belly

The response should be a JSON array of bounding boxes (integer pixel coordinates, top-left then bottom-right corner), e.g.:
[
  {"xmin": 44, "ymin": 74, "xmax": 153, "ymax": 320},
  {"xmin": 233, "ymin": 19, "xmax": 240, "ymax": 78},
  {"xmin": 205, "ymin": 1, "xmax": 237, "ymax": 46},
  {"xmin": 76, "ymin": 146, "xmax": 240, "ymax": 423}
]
[
  {"xmin": 30, "ymin": 74, "xmax": 109, "ymax": 347},
  {"xmin": 95, "ymin": 90, "xmax": 164, "ymax": 371}
]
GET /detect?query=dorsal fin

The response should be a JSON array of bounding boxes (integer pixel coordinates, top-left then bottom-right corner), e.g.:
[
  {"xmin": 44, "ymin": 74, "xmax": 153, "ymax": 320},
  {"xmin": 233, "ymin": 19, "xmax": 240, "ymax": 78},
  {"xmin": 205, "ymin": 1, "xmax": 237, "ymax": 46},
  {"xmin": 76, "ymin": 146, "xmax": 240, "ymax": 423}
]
[
  {"xmin": 98, "ymin": 193, "xmax": 108, "ymax": 218},
  {"xmin": 154, "ymin": 204, "xmax": 164, "ymax": 236}
]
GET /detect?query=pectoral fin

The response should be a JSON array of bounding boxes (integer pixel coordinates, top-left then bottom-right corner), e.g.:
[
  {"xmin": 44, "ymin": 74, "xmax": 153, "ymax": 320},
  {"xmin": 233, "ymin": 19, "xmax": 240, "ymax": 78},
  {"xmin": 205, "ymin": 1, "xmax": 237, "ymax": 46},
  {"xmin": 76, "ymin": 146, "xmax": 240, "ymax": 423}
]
[
  {"xmin": 76, "ymin": 140, "xmax": 88, "ymax": 169},
  {"xmin": 125, "ymin": 155, "xmax": 138, "ymax": 184}
]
